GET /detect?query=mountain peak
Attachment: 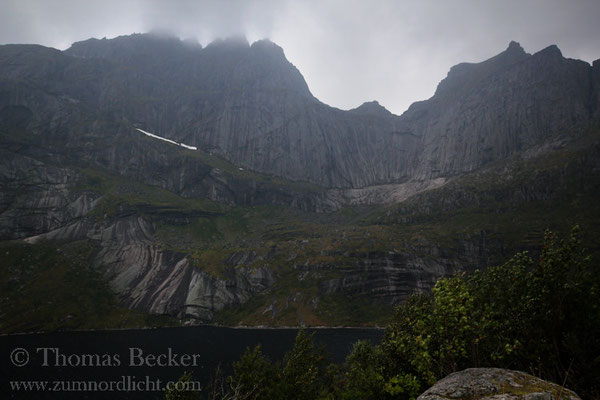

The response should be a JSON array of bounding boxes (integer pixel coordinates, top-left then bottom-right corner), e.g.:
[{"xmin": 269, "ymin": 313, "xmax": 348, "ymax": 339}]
[
  {"xmin": 250, "ymin": 39, "xmax": 285, "ymax": 57},
  {"xmin": 206, "ymin": 35, "xmax": 250, "ymax": 49},
  {"xmin": 536, "ymin": 44, "xmax": 563, "ymax": 58},
  {"xmin": 65, "ymin": 32, "xmax": 199, "ymax": 59},
  {"xmin": 435, "ymin": 41, "xmax": 530, "ymax": 96},
  {"xmin": 251, "ymin": 39, "xmax": 280, "ymax": 50},
  {"xmin": 497, "ymin": 40, "xmax": 528, "ymax": 63},
  {"xmin": 350, "ymin": 100, "xmax": 393, "ymax": 116},
  {"xmin": 506, "ymin": 40, "xmax": 525, "ymax": 54}
]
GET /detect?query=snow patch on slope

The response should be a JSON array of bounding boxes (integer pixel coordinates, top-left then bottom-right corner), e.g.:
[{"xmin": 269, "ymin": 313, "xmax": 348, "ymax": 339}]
[{"xmin": 135, "ymin": 128, "xmax": 197, "ymax": 150}]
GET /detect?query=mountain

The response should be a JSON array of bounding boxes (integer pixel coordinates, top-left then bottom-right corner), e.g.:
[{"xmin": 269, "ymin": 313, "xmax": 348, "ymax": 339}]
[
  {"xmin": 1, "ymin": 33, "xmax": 599, "ymax": 330},
  {"xmin": 59, "ymin": 36, "xmax": 600, "ymax": 187},
  {"xmin": 3, "ymin": 34, "xmax": 599, "ymax": 193}
]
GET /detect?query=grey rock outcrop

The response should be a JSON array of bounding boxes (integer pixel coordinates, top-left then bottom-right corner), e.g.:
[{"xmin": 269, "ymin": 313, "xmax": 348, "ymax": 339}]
[
  {"xmin": 418, "ymin": 368, "xmax": 580, "ymax": 400},
  {"xmin": 21, "ymin": 207, "xmax": 277, "ymax": 322},
  {"xmin": 407, "ymin": 42, "xmax": 595, "ymax": 181},
  {"xmin": 95, "ymin": 240, "xmax": 275, "ymax": 321},
  {"xmin": 0, "ymin": 149, "xmax": 98, "ymax": 239},
  {"xmin": 312, "ymin": 232, "xmax": 494, "ymax": 304},
  {"xmin": 184, "ymin": 266, "xmax": 274, "ymax": 320}
]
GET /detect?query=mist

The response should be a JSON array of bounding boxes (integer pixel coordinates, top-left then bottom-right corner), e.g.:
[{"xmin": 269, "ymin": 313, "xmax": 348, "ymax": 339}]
[{"xmin": 2, "ymin": 0, "xmax": 599, "ymax": 114}]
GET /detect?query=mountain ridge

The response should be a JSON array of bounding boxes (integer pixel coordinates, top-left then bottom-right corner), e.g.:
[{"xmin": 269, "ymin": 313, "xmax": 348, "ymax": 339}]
[
  {"xmin": 4, "ymin": 33, "xmax": 598, "ymax": 191},
  {"xmin": 1, "ymin": 33, "xmax": 599, "ymax": 328}
]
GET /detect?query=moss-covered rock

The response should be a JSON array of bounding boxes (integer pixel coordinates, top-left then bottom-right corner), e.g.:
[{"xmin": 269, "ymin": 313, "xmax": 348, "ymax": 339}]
[{"xmin": 417, "ymin": 368, "xmax": 580, "ymax": 400}]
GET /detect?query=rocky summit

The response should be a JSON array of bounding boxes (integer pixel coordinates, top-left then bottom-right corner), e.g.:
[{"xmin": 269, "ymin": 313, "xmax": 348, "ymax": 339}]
[{"xmin": 1, "ymin": 33, "xmax": 599, "ymax": 329}]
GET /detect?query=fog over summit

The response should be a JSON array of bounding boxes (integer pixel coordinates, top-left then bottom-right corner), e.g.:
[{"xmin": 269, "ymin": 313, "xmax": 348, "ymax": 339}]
[{"xmin": 1, "ymin": 0, "xmax": 599, "ymax": 115}]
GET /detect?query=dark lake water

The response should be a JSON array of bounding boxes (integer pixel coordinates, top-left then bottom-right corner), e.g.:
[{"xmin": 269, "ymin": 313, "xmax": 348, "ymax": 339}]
[{"xmin": 1, "ymin": 326, "xmax": 383, "ymax": 399}]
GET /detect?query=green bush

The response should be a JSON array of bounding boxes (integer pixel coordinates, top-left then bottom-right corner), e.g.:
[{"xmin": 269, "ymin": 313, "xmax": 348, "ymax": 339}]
[{"xmin": 381, "ymin": 226, "xmax": 599, "ymax": 398}]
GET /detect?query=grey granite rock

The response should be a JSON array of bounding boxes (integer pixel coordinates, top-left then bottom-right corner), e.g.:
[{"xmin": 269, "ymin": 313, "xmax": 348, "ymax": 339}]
[
  {"xmin": 418, "ymin": 368, "xmax": 580, "ymax": 400},
  {"xmin": 3, "ymin": 36, "xmax": 597, "ymax": 193}
]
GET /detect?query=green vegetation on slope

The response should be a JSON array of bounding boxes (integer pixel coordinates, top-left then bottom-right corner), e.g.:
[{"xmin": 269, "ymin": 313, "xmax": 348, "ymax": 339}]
[
  {"xmin": 76, "ymin": 137, "xmax": 600, "ymax": 328},
  {"xmin": 204, "ymin": 227, "xmax": 599, "ymax": 400},
  {"xmin": 372, "ymin": 139, "xmax": 600, "ymax": 254},
  {"xmin": 0, "ymin": 241, "xmax": 178, "ymax": 334},
  {"xmin": 2, "ymin": 130, "xmax": 599, "ymax": 331},
  {"xmin": 78, "ymin": 167, "xmax": 224, "ymax": 216}
]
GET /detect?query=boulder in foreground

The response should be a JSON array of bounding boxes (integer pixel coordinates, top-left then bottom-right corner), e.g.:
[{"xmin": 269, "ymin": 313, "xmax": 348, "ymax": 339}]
[{"xmin": 418, "ymin": 368, "xmax": 580, "ymax": 400}]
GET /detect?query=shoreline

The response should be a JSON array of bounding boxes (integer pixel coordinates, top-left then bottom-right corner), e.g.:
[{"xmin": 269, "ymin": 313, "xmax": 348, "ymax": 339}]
[{"xmin": 1, "ymin": 323, "xmax": 385, "ymax": 337}]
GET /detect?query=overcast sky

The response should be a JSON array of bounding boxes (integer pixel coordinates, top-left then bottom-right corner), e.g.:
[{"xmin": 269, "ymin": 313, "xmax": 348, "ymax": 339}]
[{"xmin": 2, "ymin": 0, "xmax": 599, "ymax": 115}]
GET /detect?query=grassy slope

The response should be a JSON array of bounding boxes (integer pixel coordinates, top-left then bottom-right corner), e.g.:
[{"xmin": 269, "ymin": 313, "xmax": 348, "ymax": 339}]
[
  {"xmin": 373, "ymin": 135, "xmax": 600, "ymax": 254},
  {"xmin": 0, "ymin": 240, "xmax": 178, "ymax": 334}
]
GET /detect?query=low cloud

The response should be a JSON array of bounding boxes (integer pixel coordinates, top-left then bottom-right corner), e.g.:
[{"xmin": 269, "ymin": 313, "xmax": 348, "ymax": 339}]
[{"xmin": 2, "ymin": 0, "xmax": 599, "ymax": 114}]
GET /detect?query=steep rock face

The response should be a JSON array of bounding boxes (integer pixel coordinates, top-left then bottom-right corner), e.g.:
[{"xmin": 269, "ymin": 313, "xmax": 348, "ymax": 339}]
[
  {"xmin": 4, "ymin": 36, "xmax": 595, "ymax": 191},
  {"xmin": 406, "ymin": 42, "xmax": 596, "ymax": 180},
  {"xmin": 60, "ymin": 38, "xmax": 600, "ymax": 187},
  {"xmin": 315, "ymin": 234, "xmax": 493, "ymax": 304},
  {"xmin": 418, "ymin": 368, "xmax": 580, "ymax": 400},
  {"xmin": 0, "ymin": 149, "xmax": 99, "ymax": 239},
  {"xmin": 95, "ymin": 238, "xmax": 275, "ymax": 321},
  {"xmin": 22, "ymin": 209, "xmax": 277, "ymax": 322},
  {"xmin": 184, "ymin": 266, "xmax": 274, "ymax": 320},
  {"xmin": 0, "ymin": 145, "xmax": 282, "ymax": 321},
  {"xmin": 62, "ymin": 34, "xmax": 419, "ymax": 188},
  {"xmin": 592, "ymin": 59, "xmax": 600, "ymax": 120}
]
